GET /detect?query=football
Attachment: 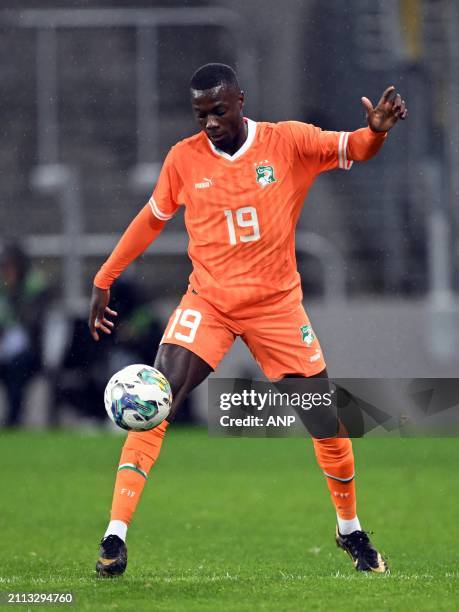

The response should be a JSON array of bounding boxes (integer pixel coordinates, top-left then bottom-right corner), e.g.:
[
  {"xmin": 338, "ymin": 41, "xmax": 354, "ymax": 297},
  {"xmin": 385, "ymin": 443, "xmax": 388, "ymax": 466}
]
[{"xmin": 104, "ymin": 364, "xmax": 172, "ymax": 431}]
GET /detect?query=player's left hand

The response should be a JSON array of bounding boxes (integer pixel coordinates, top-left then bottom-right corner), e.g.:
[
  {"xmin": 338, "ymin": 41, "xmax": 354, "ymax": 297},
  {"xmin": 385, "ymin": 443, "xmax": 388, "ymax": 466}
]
[{"xmin": 361, "ymin": 86, "xmax": 407, "ymax": 132}]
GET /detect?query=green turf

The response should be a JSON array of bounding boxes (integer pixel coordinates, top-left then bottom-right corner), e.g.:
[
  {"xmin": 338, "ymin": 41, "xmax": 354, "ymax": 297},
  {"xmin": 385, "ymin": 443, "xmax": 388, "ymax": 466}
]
[{"xmin": 0, "ymin": 428, "xmax": 458, "ymax": 611}]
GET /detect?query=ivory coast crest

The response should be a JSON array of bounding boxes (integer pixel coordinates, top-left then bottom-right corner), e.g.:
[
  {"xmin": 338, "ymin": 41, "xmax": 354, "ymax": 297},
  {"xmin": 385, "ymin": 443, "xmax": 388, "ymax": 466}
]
[{"xmin": 255, "ymin": 164, "xmax": 276, "ymax": 187}]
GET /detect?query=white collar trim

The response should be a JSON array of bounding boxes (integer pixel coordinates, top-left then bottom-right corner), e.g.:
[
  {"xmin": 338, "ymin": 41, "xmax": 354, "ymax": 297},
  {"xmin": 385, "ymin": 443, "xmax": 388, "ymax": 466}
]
[{"xmin": 207, "ymin": 118, "xmax": 257, "ymax": 161}]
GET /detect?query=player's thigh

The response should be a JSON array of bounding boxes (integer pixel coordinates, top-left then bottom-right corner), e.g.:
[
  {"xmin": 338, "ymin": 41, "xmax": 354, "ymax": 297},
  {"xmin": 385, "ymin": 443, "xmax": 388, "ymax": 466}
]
[
  {"xmin": 242, "ymin": 303, "xmax": 326, "ymax": 380},
  {"xmin": 157, "ymin": 292, "xmax": 236, "ymax": 418},
  {"xmin": 154, "ymin": 344, "xmax": 212, "ymax": 420}
]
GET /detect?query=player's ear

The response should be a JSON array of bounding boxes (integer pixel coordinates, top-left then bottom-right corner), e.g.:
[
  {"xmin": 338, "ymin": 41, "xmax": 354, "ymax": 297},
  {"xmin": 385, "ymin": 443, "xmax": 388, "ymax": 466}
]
[{"xmin": 239, "ymin": 90, "xmax": 245, "ymax": 109}]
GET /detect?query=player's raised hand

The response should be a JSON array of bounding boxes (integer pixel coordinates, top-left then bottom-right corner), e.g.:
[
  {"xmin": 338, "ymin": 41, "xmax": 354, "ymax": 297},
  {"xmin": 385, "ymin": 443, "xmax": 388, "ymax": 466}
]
[
  {"xmin": 88, "ymin": 285, "xmax": 118, "ymax": 341},
  {"xmin": 361, "ymin": 86, "xmax": 407, "ymax": 132}
]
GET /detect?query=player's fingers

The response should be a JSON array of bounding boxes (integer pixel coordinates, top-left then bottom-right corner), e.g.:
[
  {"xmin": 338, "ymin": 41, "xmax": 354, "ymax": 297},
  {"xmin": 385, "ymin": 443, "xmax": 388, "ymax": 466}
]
[
  {"xmin": 101, "ymin": 318, "xmax": 115, "ymax": 328},
  {"xmin": 105, "ymin": 307, "xmax": 118, "ymax": 317},
  {"xmin": 396, "ymin": 99, "xmax": 406, "ymax": 116},
  {"xmin": 89, "ymin": 323, "xmax": 99, "ymax": 341},
  {"xmin": 400, "ymin": 105, "xmax": 408, "ymax": 120},
  {"xmin": 94, "ymin": 305, "xmax": 113, "ymax": 334},
  {"xmin": 361, "ymin": 96, "xmax": 373, "ymax": 112},
  {"xmin": 381, "ymin": 85, "xmax": 395, "ymax": 102},
  {"xmin": 95, "ymin": 319, "xmax": 112, "ymax": 335},
  {"xmin": 392, "ymin": 93, "xmax": 402, "ymax": 110},
  {"xmin": 88, "ymin": 309, "xmax": 100, "ymax": 341}
]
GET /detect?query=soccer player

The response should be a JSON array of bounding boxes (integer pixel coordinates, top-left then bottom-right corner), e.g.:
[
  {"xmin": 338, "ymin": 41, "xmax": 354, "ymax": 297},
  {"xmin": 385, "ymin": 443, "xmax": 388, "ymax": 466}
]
[{"xmin": 89, "ymin": 63, "xmax": 407, "ymax": 576}]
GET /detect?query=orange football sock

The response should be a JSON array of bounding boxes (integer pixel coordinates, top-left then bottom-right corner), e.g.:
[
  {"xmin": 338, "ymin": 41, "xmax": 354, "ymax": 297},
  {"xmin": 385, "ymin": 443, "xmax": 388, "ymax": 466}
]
[
  {"xmin": 312, "ymin": 435, "xmax": 357, "ymax": 520},
  {"xmin": 110, "ymin": 420, "xmax": 169, "ymax": 524}
]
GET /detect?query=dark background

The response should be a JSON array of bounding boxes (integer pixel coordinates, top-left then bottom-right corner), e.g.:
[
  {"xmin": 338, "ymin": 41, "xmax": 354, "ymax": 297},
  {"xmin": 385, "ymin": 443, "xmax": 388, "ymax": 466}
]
[{"xmin": 0, "ymin": 0, "xmax": 458, "ymax": 426}]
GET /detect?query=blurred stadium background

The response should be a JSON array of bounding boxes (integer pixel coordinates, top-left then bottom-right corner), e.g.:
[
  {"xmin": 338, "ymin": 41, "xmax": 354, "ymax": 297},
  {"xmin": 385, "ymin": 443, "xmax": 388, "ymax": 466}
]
[{"xmin": 1, "ymin": 0, "xmax": 459, "ymax": 428}]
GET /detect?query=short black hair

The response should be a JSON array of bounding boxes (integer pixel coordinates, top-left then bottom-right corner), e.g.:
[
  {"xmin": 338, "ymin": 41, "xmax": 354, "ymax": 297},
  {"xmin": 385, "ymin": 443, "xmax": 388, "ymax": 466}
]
[{"xmin": 190, "ymin": 63, "xmax": 239, "ymax": 92}]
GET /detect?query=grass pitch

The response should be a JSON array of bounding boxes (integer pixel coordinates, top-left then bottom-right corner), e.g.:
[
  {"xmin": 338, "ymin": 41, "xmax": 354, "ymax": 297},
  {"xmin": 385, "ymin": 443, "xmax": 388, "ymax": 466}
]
[{"xmin": 0, "ymin": 428, "xmax": 458, "ymax": 610}]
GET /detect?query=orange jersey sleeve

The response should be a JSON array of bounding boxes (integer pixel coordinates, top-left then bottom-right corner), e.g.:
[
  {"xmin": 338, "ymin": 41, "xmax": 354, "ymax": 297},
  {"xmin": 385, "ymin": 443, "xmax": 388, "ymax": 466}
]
[
  {"xmin": 149, "ymin": 146, "xmax": 184, "ymax": 221},
  {"xmin": 347, "ymin": 126, "xmax": 387, "ymax": 161},
  {"xmin": 93, "ymin": 204, "xmax": 165, "ymax": 290},
  {"xmin": 285, "ymin": 121, "xmax": 387, "ymax": 173}
]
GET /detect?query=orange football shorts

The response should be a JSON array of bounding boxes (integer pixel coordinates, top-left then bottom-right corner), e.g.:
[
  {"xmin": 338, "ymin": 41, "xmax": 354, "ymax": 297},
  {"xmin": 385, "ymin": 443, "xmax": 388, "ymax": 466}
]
[{"xmin": 160, "ymin": 290, "xmax": 326, "ymax": 380}]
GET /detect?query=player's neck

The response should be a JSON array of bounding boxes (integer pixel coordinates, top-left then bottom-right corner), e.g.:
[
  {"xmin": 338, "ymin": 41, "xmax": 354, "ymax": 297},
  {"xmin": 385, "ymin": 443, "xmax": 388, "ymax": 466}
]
[{"xmin": 221, "ymin": 120, "xmax": 248, "ymax": 156}]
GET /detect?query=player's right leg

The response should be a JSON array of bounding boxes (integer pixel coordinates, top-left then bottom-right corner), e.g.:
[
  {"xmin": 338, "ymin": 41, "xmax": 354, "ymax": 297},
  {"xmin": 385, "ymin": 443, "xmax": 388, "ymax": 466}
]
[
  {"xmin": 96, "ymin": 292, "xmax": 236, "ymax": 576},
  {"xmin": 96, "ymin": 345, "xmax": 212, "ymax": 577}
]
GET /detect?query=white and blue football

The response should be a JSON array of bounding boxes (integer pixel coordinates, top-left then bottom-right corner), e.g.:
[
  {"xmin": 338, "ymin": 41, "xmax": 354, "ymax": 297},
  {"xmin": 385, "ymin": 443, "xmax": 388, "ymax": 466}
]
[{"xmin": 104, "ymin": 364, "xmax": 172, "ymax": 431}]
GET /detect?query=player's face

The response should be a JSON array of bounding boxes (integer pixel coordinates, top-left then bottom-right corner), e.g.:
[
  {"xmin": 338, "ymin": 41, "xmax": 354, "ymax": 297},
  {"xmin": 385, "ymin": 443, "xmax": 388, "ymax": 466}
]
[{"xmin": 190, "ymin": 85, "xmax": 244, "ymax": 153}]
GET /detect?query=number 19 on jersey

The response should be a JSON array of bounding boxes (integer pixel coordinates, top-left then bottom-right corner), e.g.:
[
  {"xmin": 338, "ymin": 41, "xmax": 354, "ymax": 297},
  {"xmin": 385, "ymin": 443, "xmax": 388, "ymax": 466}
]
[{"xmin": 224, "ymin": 207, "xmax": 260, "ymax": 245}]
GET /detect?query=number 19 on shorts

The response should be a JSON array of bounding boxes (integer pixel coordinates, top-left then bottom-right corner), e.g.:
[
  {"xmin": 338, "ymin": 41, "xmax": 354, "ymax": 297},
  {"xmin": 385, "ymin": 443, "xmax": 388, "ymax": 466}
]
[{"xmin": 165, "ymin": 308, "xmax": 202, "ymax": 344}]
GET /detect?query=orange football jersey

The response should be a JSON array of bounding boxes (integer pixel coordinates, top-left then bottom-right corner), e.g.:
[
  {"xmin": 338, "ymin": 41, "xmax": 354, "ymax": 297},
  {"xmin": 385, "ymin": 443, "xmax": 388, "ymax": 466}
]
[{"xmin": 149, "ymin": 119, "xmax": 353, "ymax": 315}]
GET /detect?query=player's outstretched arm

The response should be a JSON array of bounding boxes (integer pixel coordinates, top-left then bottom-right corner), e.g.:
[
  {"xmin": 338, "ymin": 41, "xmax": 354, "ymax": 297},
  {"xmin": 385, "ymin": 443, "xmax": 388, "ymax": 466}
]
[
  {"xmin": 88, "ymin": 203, "xmax": 166, "ymax": 341},
  {"xmin": 361, "ymin": 85, "xmax": 407, "ymax": 132},
  {"xmin": 346, "ymin": 86, "xmax": 407, "ymax": 163}
]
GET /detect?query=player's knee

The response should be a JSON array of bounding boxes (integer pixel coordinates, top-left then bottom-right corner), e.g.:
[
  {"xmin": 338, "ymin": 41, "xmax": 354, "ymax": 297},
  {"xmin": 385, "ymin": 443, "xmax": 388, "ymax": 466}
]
[
  {"xmin": 154, "ymin": 345, "xmax": 186, "ymax": 397},
  {"xmin": 154, "ymin": 343, "xmax": 211, "ymax": 397}
]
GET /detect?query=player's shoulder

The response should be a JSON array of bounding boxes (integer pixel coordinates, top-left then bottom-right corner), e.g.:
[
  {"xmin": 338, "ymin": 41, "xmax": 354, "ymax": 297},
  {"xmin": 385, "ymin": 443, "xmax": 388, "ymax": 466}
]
[
  {"xmin": 169, "ymin": 132, "xmax": 208, "ymax": 160},
  {"xmin": 257, "ymin": 120, "xmax": 315, "ymax": 144},
  {"xmin": 275, "ymin": 120, "xmax": 316, "ymax": 137}
]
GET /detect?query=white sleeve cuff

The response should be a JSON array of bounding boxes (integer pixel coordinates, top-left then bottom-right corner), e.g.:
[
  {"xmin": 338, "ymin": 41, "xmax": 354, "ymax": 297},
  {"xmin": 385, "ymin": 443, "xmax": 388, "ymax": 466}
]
[
  {"xmin": 149, "ymin": 196, "xmax": 175, "ymax": 221},
  {"xmin": 338, "ymin": 132, "xmax": 353, "ymax": 170}
]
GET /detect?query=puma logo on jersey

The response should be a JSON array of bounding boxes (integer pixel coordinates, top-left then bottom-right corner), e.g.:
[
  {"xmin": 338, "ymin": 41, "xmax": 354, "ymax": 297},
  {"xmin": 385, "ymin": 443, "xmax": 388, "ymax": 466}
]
[{"xmin": 195, "ymin": 177, "xmax": 213, "ymax": 189}]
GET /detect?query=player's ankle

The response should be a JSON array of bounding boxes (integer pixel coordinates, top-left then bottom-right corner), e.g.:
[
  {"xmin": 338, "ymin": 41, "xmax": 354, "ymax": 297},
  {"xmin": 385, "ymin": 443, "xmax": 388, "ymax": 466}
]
[
  {"xmin": 104, "ymin": 520, "xmax": 128, "ymax": 542},
  {"xmin": 337, "ymin": 515, "xmax": 361, "ymax": 535}
]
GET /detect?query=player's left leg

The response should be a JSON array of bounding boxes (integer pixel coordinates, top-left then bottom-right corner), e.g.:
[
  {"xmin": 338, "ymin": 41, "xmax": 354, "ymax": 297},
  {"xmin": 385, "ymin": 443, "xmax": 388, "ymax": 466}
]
[
  {"xmin": 304, "ymin": 370, "xmax": 387, "ymax": 572},
  {"xmin": 283, "ymin": 369, "xmax": 360, "ymax": 530},
  {"xmin": 242, "ymin": 303, "xmax": 387, "ymax": 572}
]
